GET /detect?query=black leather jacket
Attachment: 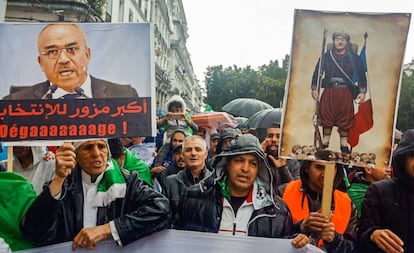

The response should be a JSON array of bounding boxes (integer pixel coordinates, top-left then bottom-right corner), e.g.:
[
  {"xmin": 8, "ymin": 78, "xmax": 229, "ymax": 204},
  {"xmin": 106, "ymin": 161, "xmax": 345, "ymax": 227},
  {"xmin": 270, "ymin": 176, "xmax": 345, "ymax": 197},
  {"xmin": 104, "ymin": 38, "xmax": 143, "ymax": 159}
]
[
  {"xmin": 165, "ymin": 167, "xmax": 212, "ymax": 226},
  {"xmin": 21, "ymin": 166, "xmax": 171, "ymax": 247},
  {"xmin": 176, "ymin": 171, "xmax": 294, "ymax": 238}
]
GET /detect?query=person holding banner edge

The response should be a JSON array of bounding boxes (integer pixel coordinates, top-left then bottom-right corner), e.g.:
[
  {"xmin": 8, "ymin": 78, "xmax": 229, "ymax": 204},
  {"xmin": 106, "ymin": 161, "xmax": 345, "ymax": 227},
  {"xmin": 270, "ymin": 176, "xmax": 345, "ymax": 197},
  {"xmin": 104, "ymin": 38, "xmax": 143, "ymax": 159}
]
[
  {"xmin": 173, "ymin": 134, "xmax": 310, "ymax": 248},
  {"xmin": 20, "ymin": 139, "xmax": 170, "ymax": 250},
  {"xmin": 3, "ymin": 23, "xmax": 138, "ymax": 99},
  {"xmin": 277, "ymin": 150, "xmax": 358, "ymax": 252},
  {"xmin": 311, "ymin": 31, "xmax": 367, "ymax": 159}
]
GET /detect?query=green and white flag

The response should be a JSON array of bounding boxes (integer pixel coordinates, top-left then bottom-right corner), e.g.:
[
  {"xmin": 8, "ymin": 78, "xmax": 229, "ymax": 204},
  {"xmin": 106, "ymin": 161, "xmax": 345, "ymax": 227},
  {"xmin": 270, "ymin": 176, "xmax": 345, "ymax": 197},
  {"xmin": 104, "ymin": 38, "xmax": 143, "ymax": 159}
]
[
  {"xmin": 94, "ymin": 161, "xmax": 126, "ymax": 207},
  {"xmin": 0, "ymin": 172, "xmax": 36, "ymax": 251}
]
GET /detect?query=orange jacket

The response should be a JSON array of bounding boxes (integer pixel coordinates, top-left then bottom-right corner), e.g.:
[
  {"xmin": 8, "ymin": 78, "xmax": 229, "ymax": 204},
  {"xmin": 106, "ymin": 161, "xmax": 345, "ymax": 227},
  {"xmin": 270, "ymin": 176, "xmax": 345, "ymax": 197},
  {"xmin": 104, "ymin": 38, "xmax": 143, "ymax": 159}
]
[{"xmin": 282, "ymin": 180, "xmax": 351, "ymax": 247}]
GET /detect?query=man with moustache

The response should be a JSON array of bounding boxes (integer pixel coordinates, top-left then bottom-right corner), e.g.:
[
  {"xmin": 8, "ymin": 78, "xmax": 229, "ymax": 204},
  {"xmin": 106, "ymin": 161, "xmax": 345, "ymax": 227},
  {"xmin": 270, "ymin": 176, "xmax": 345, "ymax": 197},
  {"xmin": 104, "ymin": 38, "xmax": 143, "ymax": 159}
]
[
  {"xmin": 172, "ymin": 134, "xmax": 310, "ymax": 249},
  {"xmin": 21, "ymin": 139, "xmax": 170, "ymax": 250},
  {"xmin": 261, "ymin": 122, "xmax": 300, "ymax": 189},
  {"xmin": 311, "ymin": 32, "xmax": 367, "ymax": 157},
  {"xmin": 4, "ymin": 24, "xmax": 138, "ymax": 99}
]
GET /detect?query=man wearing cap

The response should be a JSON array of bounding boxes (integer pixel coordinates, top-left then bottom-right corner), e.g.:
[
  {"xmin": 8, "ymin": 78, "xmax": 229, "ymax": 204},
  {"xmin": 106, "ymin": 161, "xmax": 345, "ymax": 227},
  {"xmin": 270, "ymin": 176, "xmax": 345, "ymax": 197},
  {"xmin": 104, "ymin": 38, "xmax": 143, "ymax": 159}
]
[
  {"xmin": 311, "ymin": 31, "xmax": 367, "ymax": 157},
  {"xmin": 21, "ymin": 139, "xmax": 170, "ymax": 250},
  {"xmin": 208, "ymin": 132, "xmax": 220, "ymax": 159},
  {"xmin": 216, "ymin": 127, "xmax": 239, "ymax": 155},
  {"xmin": 154, "ymin": 144, "xmax": 186, "ymax": 193},
  {"xmin": 172, "ymin": 134, "xmax": 309, "ymax": 248},
  {"xmin": 150, "ymin": 130, "xmax": 187, "ymax": 178}
]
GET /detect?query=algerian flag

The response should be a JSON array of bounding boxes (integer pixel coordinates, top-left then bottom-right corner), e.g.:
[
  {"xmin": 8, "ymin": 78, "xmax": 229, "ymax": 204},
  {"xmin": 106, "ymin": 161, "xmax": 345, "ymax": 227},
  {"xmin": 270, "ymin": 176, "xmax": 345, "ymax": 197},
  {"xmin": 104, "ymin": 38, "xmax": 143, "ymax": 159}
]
[
  {"xmin": 93, "ymin": 161, "xmax": 126, "ymax": 207},
  {"xmin": 0, "ymin": 172, "xmax": 36, "ymax": 251}
]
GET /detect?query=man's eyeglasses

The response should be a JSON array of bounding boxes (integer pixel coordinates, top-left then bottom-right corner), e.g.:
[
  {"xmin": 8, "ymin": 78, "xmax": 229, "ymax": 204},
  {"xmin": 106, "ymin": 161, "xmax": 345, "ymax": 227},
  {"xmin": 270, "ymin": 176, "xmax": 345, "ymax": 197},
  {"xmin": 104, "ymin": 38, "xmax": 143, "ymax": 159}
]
[{"xmin": 39, "ymin": 46, "xmax": 86, "ymax": 59}]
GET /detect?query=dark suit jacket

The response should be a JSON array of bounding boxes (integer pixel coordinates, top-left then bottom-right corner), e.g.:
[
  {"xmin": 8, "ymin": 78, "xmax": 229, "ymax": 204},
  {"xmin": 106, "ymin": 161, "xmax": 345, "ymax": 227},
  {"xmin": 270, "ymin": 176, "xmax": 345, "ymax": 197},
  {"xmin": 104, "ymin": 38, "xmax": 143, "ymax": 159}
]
[{"xmin": 3, "ymin": 76, "xmax": 139, "ymax": 99}]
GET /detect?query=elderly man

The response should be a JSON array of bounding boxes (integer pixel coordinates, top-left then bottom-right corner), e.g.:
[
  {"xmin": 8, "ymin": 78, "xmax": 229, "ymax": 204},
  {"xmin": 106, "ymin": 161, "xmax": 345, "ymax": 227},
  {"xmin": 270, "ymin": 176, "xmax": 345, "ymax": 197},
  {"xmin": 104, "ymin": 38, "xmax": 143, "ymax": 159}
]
[
  {"xmin": 21, "ymin": 139, "xmax": 170, "ymax": 250},
  {"xmin": 164, "ymin": 135, "xmax": 213, "ymax": 226},
  {"xmin": 173, "ymin": 134, "xmax": 309, "ymax": 248}
]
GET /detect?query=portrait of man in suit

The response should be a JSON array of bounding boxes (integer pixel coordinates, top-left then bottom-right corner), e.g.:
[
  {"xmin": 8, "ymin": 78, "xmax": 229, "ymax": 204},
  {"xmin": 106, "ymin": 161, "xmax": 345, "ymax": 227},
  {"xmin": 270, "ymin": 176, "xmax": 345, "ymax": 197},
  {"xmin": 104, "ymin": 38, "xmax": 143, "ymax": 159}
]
[{"xmin": 3, "ymin": 24, "xmax": 139, "ymax": 100}]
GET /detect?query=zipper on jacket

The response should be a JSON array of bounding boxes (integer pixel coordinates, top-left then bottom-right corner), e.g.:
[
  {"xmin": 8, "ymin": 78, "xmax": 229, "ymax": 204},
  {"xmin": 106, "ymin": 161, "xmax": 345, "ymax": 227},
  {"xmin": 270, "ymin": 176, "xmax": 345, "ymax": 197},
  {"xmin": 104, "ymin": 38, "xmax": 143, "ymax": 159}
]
[
  {"xmin": 247, "ymin": 213, "xmax": 276, "ymax": 236},
  {"xmin": 233, "ymin": 222, "xmax": 236, "ymax": 235}
]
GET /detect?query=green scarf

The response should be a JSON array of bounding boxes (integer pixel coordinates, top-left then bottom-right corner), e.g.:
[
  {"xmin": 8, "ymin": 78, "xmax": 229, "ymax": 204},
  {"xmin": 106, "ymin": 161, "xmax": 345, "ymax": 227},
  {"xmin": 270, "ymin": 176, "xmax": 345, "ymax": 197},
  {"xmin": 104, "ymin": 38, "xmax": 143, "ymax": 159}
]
[
  {"xmin": 347, "ymin": 182, "xmax": 369, "ymax": 218},
  {"xmin": 94, "ymin": 161, "xmax": 126, "ymax": 207},
  {"xmin": 0, "ymin": 172, "xmax": 36, "ymax": 251},
  {"xmin": 218, "ymin": 177, "xmax": 231, "ymax": 201}
]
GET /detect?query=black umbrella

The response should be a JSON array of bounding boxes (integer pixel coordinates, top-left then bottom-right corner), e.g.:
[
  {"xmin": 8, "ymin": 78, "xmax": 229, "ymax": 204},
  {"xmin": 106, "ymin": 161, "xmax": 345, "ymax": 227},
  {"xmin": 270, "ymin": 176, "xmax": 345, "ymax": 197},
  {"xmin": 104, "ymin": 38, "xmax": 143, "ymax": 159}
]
[
  {"xmin": 222, "ymin": 98, "xmax": 273, "ymax": 118},
  {"xmin": 245, "ymin": 108, "xmax": 283, "ymax": 142},
  {"xmin": 234, "ymin": 116, "xmax": 248, "ymax": 128},
  {"xmin": 245, "ymin": 108, "xmax": 282, "ymax": 129}
]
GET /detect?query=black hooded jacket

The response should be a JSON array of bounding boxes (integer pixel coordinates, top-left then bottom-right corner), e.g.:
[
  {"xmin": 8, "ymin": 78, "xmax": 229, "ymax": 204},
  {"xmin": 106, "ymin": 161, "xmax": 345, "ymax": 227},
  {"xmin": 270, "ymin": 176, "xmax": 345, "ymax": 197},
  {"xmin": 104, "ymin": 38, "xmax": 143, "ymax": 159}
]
[
  {"xmin": 173, "ymin": 134, "xmax": 295, "ymax": 239},
  {"xmin": 358, "ymin": 129, "xmax": 414, "ymax": 253}
]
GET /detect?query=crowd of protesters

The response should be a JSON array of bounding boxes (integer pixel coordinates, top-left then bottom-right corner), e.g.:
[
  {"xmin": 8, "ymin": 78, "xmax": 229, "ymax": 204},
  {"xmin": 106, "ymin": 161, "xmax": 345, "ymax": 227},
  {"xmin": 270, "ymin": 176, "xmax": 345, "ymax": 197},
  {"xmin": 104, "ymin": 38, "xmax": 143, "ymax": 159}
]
[{"xmin": 0, "ymin": 96, "xmax": 411, "ymax": 253}]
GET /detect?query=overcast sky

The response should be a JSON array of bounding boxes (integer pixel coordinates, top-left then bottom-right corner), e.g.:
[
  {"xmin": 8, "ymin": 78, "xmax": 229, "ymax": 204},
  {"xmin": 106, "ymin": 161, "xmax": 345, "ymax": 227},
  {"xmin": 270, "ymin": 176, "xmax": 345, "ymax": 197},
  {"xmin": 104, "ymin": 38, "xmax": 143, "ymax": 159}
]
[{"xmin": 182, "ymin": 0, "xmax": 414, "ymax": 81}]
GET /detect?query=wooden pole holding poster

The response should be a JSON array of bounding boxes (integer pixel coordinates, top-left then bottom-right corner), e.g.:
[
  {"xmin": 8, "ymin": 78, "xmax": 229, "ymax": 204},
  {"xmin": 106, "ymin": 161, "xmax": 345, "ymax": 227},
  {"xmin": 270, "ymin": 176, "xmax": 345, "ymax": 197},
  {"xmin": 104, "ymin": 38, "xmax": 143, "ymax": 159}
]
[
  {"xmin": 321, "ymin": 162, "xmax": 336, "ymax": 216},
  {"xmin": 7, "ymin": 146, "xmax": 13, "ymax": 172}
]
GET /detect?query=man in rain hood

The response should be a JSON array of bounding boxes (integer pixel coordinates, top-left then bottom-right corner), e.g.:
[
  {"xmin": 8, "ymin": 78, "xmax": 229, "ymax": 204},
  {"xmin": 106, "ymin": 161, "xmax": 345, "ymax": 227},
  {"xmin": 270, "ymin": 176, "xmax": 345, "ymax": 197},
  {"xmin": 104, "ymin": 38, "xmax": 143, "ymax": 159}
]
[
  {"xmin": 21, "ymin": 139, "xmax": 170, "ymax": 250},
  {"xmin": 173, "ymin": 134, "xmax": 309, "ymax": 248},
  {"xmin": 278, "ymin": 149, "xmax": 358, "ymax": 252},
  {"xmin": 358, "ymin": 129, "xmax": 414, "ymax": 253}
]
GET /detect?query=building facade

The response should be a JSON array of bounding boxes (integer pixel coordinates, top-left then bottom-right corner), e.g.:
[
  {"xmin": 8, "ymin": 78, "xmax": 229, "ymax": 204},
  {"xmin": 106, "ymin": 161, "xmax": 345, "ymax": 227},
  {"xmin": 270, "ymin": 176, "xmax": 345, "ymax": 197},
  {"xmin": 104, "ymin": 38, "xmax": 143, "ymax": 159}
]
[{"xmin": 4, "ymin": 0, "xmax": 203, "ymax": 113}]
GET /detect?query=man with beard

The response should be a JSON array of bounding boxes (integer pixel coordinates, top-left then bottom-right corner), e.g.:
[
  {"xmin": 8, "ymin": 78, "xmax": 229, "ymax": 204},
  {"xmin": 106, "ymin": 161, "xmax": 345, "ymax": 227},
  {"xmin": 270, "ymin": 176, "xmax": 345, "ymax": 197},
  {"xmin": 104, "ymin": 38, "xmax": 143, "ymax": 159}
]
[{"xmin": 261, "ymin": 122, "xmax": 300, "ymax": 189}]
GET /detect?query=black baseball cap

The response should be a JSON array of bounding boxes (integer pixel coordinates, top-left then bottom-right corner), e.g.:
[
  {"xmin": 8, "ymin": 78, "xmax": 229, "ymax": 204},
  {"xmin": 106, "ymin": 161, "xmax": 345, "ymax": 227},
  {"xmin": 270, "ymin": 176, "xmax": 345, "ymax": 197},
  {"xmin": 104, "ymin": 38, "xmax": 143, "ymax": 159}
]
[
  {"xmin": 210, "ymin": 133, "xmax": 220, "ymax": 140},
  {"xmin": 173, "ymin": 144, "xmax": 183, "ymax": 153}
]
